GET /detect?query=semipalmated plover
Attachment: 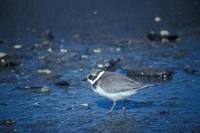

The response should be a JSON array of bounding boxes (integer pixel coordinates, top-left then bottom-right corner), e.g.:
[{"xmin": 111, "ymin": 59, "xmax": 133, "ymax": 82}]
[{"xmin": 87, "ymin": 69, "xmax": 153, "ymax": 112}]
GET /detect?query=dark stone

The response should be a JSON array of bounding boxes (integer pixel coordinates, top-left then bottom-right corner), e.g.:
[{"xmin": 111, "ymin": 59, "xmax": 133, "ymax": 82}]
[
  {"xmin": 0, "ymin": 56, "xmax": 20, "ymax": 68},
  {"xmin": 147, "ymin": 31, "xmax": 179, "ymax": 43},
  {"xmin": 127, "ymin": 67, "xmax": 174, "ymax": 80},
  {"xmin": 0, "ymin": 119, "xmax": 16, "ymax": 126},
  {"xmin": 54, "ymin": 80, "xmax": 70, "ymax": 87}
]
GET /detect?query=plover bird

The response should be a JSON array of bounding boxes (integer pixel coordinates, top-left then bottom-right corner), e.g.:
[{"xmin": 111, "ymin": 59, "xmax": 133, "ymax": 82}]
[{"xmin": 87, "ymin": 69, "xmax": 153, "ymax": 112}]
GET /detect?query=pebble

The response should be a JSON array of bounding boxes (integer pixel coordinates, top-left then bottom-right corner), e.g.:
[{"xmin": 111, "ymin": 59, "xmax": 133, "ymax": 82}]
[
  {"xmin": 0, "ymin": 52, "xmax": 7, "ymax": 58},
  {"xmin": 13, "ymin": 44, "xmax": 22, "ymax": 49},
  {"xmin": 81, "ymin": 103, "xmax": 89, "ymax": 108},
  {"xmin": 160, "ymin": 30, "xmax": 169, "ymax": 36},
  {"xmin": 116, "ymin": 47, "xmax": 121, "ymax": 52},
  {"xmin": 40, "ymin": 86, "xmax": 51, "ymax": 93},
  {"xmin": 37, "ymin": 69, "xmax": 52, "ymax": 74},
  {"xmin": 97, "ymin": 64, "xmax": 104, "ymax": 68},
  {"xmin": 81, "ymin": 55, "xmax": 89, "ymax": 59},
  {"xmin": 60, "ymin": 48, "xmax": 68, "ymax": 53},
  {"xmin": 33, "ymin": 102, "xmax": 39, "ymax": 106},
  {"xmin": 154, "ymin": 16, "xmax": 161, "ymax": 22},
  {"xmin": 48, "ymin": 48, "xmax": 53, "ymax": 52},
  {"xmin": 93, "ymin": 48, "xmax": 102, "ymax": 54}
]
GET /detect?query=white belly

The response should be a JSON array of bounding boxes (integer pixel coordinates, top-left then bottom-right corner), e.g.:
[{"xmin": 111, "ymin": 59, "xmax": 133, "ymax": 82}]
[{"xmin": 92, "ymin": 86, "xmax": 137, "ymax": 101}]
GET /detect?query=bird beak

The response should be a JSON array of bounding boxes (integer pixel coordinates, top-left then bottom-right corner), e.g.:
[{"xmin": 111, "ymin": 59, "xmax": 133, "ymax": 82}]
[{"xmin": 82, "ymin": 78, "xmax": 87, "ymax": 81}]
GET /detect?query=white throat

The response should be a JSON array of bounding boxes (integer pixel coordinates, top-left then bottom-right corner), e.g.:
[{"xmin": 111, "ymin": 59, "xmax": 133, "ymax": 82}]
[{"xmin": 88, "ymin": 71, "xmax": 105, "ymax": 85}]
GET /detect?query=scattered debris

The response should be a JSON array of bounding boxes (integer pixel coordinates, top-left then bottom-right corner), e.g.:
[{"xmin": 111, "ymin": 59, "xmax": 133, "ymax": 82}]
[
  {"xmin": 148, "ymin": 31, "xmax": 179, "ymax": 43},
  {"xmin": 0, "ymin": 119, "xmax": 16, "ymax": 126},
  {"xmin": 127, "ymin": 67, "xmax": 174, "ymax": 80},
  {"xmin": 40, "ymin": 86, "xmax": 51, "ymax": 93},
  {"xmin": 60, "ymin": 48, "xmax": 67, "ymax": 53},
  {"xmin": 37, "ymin": 69, "xmax": 52, "ymax": 74}
]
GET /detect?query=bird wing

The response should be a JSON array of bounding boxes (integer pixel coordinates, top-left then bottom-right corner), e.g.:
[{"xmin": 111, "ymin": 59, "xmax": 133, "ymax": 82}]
[{"xmin": 98, "ymin": 72, "xmax": 145, "ymax": 93}]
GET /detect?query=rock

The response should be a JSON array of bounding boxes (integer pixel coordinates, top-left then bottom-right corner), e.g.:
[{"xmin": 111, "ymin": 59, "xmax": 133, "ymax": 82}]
[
  {"xmin": 127, "ymin": 67, "xmax": 174, "ymax": 80},
  {"xmin": 13, "ymin": 44, "xmax": 23, "ymax": 49},
  {"xmin": 183, "ymin": 64, "xmax": 198, "ymax": 74},
  {"xmin": 148, "ymin": 31, "xmax": 179, "ymax": 43},
  {"xmin": 48, "ymin": 48, "xmax": 53, "ymax": 52},
  {"xmin": 0, "ymin": 56, "xmax": 20, "ymax": 68},
  {"xmin": 0, "ymin": 119, "xmax": 16, "ymax": 126},
  {"xmin": 40, "ymin": 86, "xmax": 51, "ymax": 93},
  {"xmin": 37, "ymin": 69, "xmax": 52, "ymax": 74},
  {"xmin": 0, "ymin": 52, "xmax": 7, "ymax": 58},
  {"xmin": 80, "ymin": 103, "xmax": 90, "ymax": 109},
  {"xmin": 154, "ymin": 16, "xmax": 161, "ymax": 22},
  {"xmin": 60, "ymin": 48, "xmax": 67, "ymax": 53},
  {"xmin": 54, "ymin": 80, "xmax": 70, "ymax": 87},
  {"xmin": 93, "ymin": 48, "xmax": 102, "ymax": 54}
]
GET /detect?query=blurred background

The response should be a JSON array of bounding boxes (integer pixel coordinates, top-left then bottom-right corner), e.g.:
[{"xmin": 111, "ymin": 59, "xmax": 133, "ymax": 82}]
[{"xmin": 0, "ymin": 0, "xmax": 200, "ymax": 132}]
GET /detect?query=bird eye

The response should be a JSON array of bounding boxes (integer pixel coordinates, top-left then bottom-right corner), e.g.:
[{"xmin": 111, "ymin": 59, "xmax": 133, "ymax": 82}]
[{"xmin": 87, "ymin": 74, "xmax": 92, "ymax": 79}]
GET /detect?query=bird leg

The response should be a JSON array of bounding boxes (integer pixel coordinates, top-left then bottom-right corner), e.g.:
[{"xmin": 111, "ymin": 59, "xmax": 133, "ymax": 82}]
[
  {"xmin": 108, "ymin": 101, "xmax": 116, "ymax": 113},
  {"xmin": 121, "ymin": 99, "xmax": 127, "ymax": 111}
]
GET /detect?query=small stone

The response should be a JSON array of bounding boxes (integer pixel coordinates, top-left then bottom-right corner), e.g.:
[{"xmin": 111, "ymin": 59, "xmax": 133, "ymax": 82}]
[
  {"xmin": 60, "ymin": 48, "xmax": 67, "ymax": 53},
  {"xmin": 33, "ymin": 102, "xmax": 39, "ymax": 106},
  {"xmin": 81, "ymin": 103, "xmax": 89, "ymax": 107},
  {"xmin": 154, "ymin": 16, "xmax": 161, "ymax": 22},
  {"xmin": 97, "ymin": 64, "xmax": 104, "ymax": 68},
  {"xmin": 0, "ymin": 52, "xmax": 7, "ymax": 58},
  {"xmin": 160, "ymin": 30, "xmax": 169, "ymax": 36},
  {"xmin": 38, "ymin": 56, "xmax": 45, "ymax": 60},
  {"xmin": 81, "ymin": 55, "xmax": 88, "ymax": 59},
  {"xmin": 37, "ymin": 69, "xmax": 51, "ymax": 74},
  {"xmin": 40, "ymin": 86, "xmax": 51, "ymax": 93},
  {"xmin": 93, "ymin": 48, "xmax": 102, "ymax": 54},
  {"xmin": 13, "ymin": 44, "xmax": 22, "ymax": 49},
  {"xmin": 116, "ymin": 47, "xmax": 121, "ymax": 52},
  {"xmin": 48, "ymin": 48, "xmax": 53, "ymax": 52}
]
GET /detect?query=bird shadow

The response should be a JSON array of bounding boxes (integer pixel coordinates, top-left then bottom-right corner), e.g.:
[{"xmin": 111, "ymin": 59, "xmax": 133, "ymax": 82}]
[{"xmin": 95, "ymin": 99, "xmax": 154, "ymax": 110}]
